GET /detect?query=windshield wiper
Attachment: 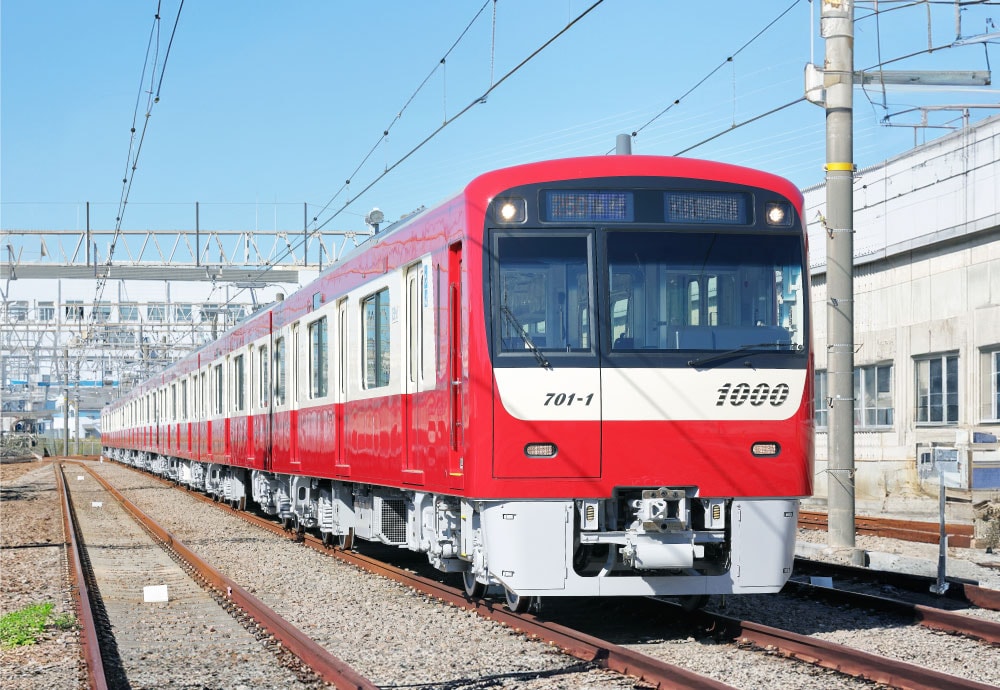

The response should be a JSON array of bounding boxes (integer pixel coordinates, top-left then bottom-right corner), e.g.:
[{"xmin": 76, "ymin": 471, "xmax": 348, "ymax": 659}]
[
  {"xmin": 501, "ymin": 305, "xmax": 551, "ymax": 369},
  {"xmin": 687, "ymin": 341, "xmax": 800, "ymax": 368}
]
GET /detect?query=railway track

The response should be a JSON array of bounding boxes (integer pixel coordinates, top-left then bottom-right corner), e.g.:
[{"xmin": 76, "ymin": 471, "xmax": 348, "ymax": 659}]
[
  {"xmin": 88, "ymin": 458, "xmax": 1000, "ymax": 690},
  {"xmin": 799, "ymin": 509, "xmax": 975, "ymax": 548},
  {"xmin": 56, "ymin": 461, "xmax": 373, "ymax": 689}
]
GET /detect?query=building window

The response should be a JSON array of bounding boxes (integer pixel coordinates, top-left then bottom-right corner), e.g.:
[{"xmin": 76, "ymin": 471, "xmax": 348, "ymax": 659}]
[
  {"xmin": 38, "ymin": 302, "xmax": 55, "ymax": 322},
  {"xmin": 363, "ymin": 289, "xmax": 390, "ymax": 389},
  {"xmin": 814, "ymin": 369, "xmax": 828, "ymax": 429},
  {"xmin": 64, "ymin": 301, "xmax": 84, "ymax": 320},
  {"xmin": 147, "ymin": 303, "xmax": 166, "ymax": 322},
  {"xmin": 309, "ymin": 317, "xmax": 328, "ymax": 398},
  {"xmin": 176, "ymin": 304, "xmax": 193, "ymax": 322},
  {"xmin": 855, "ymin": 363, "xmax": 893, "ymax": 428},
  {"xmin": 981, "ymin": 347, "xmax": 1000, "ymax": 423},
  {"xmin": 120, "ymin": 303, "xmax": 138, "ymax": 321},
  {"xmin": 94, "ymin": 303, "xmax": 112, "ymax": 322},
  {"xmin": 915, "ymin": 353, "xmax": 959, "ymax": 424}
]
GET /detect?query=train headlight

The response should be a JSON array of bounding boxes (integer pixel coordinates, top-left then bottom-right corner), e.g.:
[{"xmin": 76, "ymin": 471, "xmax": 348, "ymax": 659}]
[
  {"xmin": 495, "ymin": 198, "xmax": 526, "ymax": 223},
  {"xmin": 524, "ymin": 442, "xmax": 557, "ymax": 458},
  {"xmin": 751, "ymin": 441, "xmax": 781, "ymax": 457},
  {"xmin": 765, "ymin": 202, "xmax": 793, "ymax": 226}
]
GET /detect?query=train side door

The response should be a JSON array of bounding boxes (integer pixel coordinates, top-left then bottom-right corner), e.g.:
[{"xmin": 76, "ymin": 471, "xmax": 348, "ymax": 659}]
[
  {"xmin": 447, "ymin": 243, "xmax": 464, "ymax": 482},
  {"xmin": 334, "ymin": 298, "xmax": 348, "ymax": 475},
  {"xmin": 404, "ymin": 261, "xmax": 427, "ymax": 474}
]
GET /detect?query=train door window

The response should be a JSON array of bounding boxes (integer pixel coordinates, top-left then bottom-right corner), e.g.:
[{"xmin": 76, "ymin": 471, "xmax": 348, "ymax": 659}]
[
  {"xmin": 407, "ymin": 270, "xmax": 420, "ymax": 385},
  {"xmin": 309, "ymin": 317, "xmax": 328, "ymax": 398},
  {"xmin": 274, "ymin": 337, "xmax": 286, "ymax": 405},
  {"xmin": 233, "ymin": 354, "xmax": 246, "ymax": 412},
  {"xmin": 258, "ymin": 345, "xmax": 269, "ymax": 408},
  {"xmin": 200, "ymin": 372, "xmax": 207, "ymax": 419},
  {"xmin": 213, "ymin": 364, "xmax": 224, "ymax": 415},
  {"xmin": 338, "ymin": 299, "xmax": 348, "ymax": 397},
  {"xmin": 292, "ymin": 324, "xmax": 301, "ymax": 403},
  {"xmin": 362, "ymin": 288, "xmax": 391, "ymax": 388}
]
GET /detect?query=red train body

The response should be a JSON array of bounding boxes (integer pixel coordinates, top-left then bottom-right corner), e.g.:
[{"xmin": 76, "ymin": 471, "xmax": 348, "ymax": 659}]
[{"xmin": 103, "ymin": 155, "xmax": 813, "ymax": 609}]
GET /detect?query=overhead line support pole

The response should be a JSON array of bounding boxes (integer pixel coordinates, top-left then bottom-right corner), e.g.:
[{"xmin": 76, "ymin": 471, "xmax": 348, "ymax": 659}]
[{"xmin": 823, "ymin": 0, "xmax": 857, "ymax": 552}]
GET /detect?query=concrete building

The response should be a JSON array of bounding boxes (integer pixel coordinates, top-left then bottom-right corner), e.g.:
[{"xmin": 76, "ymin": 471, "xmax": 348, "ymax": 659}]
[{"xmin": 805, "ymin": 114, "xmax": 1000, "ymax": 502}]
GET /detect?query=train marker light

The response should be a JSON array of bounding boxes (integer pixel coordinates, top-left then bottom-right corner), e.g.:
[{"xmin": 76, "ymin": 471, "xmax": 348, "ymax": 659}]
[
  {"xmin": 765, "ymin": 202, "xmax": 792, "ymax": 226},
  {"xmin": 496, "ymin": 198, "xmax": 526, "ymax": 223},
  {"xmin": 751, "ymin": 442, "xmax": 781, "ymax": 457},
  {"xmin": 524, "ymin": 442, "xmax": 557, "ymax": 458}
]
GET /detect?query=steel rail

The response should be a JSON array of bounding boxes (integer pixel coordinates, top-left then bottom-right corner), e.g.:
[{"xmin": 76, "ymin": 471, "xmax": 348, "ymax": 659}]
[
  {"xmin": 210, "ymin": 495, "xmax": 736, "ymax": 690},
  {"xmin": 794, "ymin": 556, "xmax": 1000, "ymax": 612},
  {"xmin": 782, "ymin": 579, "xmax": 1000, "ymax": 645},
  {"xmin": 54, "ymin": 463, "xmax": 108, "ymax": 690},
  {"xmin": 694, "ymin": 610, "xmax": 1000, "ymax": 690},
  {"xmin": 110, "ymin": 465, "xmax": 737, "ymax": 690},
  {"xmin": 799, "ymin": 510, "xmax": 974, "ymax": 548},
  {"xmin": 76, "ymin": 463, "xmax": 376, "ymax": 690},
  {"xmin": 101, "ymin": 458, "xmax": 1000, "ymax": 690}
]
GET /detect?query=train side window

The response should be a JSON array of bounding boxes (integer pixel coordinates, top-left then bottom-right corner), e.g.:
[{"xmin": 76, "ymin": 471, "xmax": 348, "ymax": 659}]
[
  {"xmin": 258, "ymin": 345, "xmax": 269, "ymax": 407},
  {"xmin": 362, "ymin": 288, "xmax": 390, "ymax": 389},
  {"xmin": 309, "ymin": 317, "xmax": 328, "ymax": 398},
  {"xmin": 274, "ymin": 337, "xmax": 286, "ymax": 405},
  {"xmin": 233, "ymin": 354, "xmax": 246, "ymax": 412},
  {"xmin": 180, "ymin": 379, "xmax": 188, "ymax": 420},
  {"xmin": 213, "ymin": 364, "xmax": 224, "ymax": 415}
]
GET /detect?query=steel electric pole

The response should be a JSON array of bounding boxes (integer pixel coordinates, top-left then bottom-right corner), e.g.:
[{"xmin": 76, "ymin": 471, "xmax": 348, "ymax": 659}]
[{"xmin": 822, "ymin": 0, "xmax": 857, "ymax": 551}]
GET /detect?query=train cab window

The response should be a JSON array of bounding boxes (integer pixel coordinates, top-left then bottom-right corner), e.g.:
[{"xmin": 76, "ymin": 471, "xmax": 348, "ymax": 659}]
[
  {"xmin": 309, "ymin": 317, "xmax": 328, "ymax": 398},
  {"xmin": 363, "ymin": 289, "xmax": 391, "ymax": 388},
  {"xmin": 494, "ymin": 234, "xmax": 593, "ymax": 354},
  {"xmin": 274, "ymin": 338, "xmax": 286, "ymax": 405},
  {"xmin": 606, "ymin": 230, "xmax": 806, "ymax": 355}
]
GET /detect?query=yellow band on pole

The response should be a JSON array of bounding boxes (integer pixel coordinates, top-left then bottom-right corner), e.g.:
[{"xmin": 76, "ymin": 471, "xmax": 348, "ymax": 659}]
[{"xmin": 825, "ymin": 162, "xmax": 855, "ymax": 171}]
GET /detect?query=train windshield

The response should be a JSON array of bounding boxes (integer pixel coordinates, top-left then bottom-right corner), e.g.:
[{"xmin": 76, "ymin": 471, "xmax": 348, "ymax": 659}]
[
  {"xmin": 495, "ymin": 234, "xmax": 594, "ymax": 354},
  {"xmin": 607, "ymin": 230, "xmax": 805, "ymax": 354}
]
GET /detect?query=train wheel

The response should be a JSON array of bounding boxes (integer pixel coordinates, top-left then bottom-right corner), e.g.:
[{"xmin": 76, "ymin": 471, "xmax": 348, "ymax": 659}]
[
  {"xmin": 503, "ymin": 586, "xmax": 532, "ymax": 613},
  {"xmin": 321, "ymin": 532, "xmax": 334, "ymax": 548},
  {"xmin": 281, "ymin": 516, "xmax": 293, "ymax": 531},
  {"xmin": 462, "ymin": 570, "xmax": 486, "ymax": 599},
  {"xmin": 679, "ymin": 595, "xmax": 710, "ymax": 612},
  {"xmin": 337, "ymin": 528, "xmax": 354, "ymax": 551}
]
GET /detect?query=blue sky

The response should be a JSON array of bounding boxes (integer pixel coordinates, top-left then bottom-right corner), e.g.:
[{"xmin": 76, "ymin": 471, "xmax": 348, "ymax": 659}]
[{"xmin": 2, "ymin": 1, "xmax": 998, "ymax": 239}]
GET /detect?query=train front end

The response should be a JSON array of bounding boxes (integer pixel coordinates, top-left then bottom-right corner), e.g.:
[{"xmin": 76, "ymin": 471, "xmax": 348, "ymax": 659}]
[{"xmin": 467, "ymin": 156, "xmax": 813, "ymax": 604}]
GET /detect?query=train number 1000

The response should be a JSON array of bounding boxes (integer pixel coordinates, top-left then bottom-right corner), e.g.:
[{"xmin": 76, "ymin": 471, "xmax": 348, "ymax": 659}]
[{"xmin": 716, "ymin": 382, "xmax": 790, "ymax": 407}]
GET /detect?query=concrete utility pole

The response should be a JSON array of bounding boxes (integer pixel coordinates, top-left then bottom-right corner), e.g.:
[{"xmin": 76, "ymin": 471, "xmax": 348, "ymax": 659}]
[{"xmin": 822, "ymin": 0, "xmax": 856, "ymax": 550}]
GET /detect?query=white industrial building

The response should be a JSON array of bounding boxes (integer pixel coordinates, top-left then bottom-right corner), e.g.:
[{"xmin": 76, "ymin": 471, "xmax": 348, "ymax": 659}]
[{"xmin": 805, "ymin": 114, "xmax": 1000, "ymax": 501}]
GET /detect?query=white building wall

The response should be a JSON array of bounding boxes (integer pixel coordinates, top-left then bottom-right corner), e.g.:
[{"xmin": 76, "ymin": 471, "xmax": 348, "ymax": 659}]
[{"xmin": 805, "ymin": 115, "xmax": 1000, "ymax": 501}]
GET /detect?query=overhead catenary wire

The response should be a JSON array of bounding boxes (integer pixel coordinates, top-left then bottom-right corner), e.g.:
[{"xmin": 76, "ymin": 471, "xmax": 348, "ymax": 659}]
[
  {"xmin": 309, "ymin": 0, "xmax": 495, "ymax": 227},
  {"xmin": 614, "ymin": 0, "xmax": 805, "ymax": 153},
  {"xmin": 91, "ymin": 0, "xmax": 185, "ymax": 327},
  {"xmin": 147, "ymin": 0, "xmax": 606, "ymax": 351}
]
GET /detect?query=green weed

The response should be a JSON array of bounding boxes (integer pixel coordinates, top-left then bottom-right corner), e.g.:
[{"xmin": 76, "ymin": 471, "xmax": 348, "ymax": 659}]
[{"xmin": 0, "ymin": 602, "xmax": 75, "ymax": 648}]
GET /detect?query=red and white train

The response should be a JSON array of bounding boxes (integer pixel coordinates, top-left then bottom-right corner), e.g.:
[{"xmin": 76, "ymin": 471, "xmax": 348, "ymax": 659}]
[{"xmin": 102, "ymin": 155, "xmax": 813, "ymax": 611}]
